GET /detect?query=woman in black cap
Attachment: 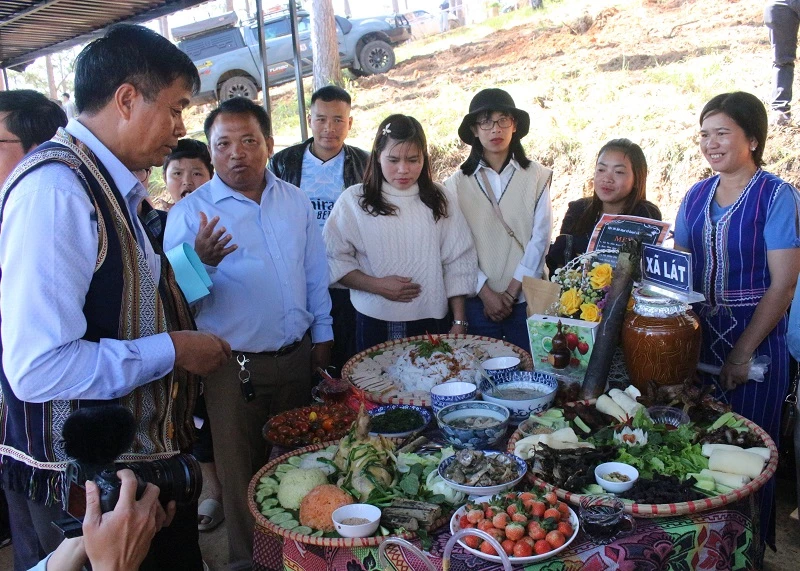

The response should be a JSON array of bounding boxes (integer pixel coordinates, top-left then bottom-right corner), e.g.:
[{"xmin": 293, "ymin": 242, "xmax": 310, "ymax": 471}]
[{"xmin": 444, "ymin": 88, "xmax": 553, "ymax": 352}]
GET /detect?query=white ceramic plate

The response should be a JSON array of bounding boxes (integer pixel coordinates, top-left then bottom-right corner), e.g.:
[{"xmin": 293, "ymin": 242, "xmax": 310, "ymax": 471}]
[{"xmin": 449, "ymin": 495, "xmax": 580, "ymax": 564}]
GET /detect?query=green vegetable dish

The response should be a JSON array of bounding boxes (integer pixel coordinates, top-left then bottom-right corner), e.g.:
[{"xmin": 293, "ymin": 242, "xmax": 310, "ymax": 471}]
[{"xmin": 370, "ymin": 409, "xmax": 424, "ymax": 434}]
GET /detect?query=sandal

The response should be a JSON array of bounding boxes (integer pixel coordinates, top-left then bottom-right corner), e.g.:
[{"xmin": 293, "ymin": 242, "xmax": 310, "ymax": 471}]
[{"xmin": 198, "ymin": 498, "xmax": 225, "ymax": 532}]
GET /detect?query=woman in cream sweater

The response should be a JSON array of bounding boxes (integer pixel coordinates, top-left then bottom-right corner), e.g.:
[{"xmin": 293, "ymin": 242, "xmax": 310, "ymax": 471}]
[
  {"xmin": 444, "ymin": 88, "xmax": 553, "ymax": 352},
  {"xmin": 324, "ymin": 114, "xmax": 477, "ymax": 351}
]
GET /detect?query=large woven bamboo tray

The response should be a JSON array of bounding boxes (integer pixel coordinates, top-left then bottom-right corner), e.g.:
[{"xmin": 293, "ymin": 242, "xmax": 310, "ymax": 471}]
[
  {"xmin": 341, "ymin": 334, "xmax": 533, "ymax": 406},
  {"xmin": 248, "ymin": 440, "xmax": 451, "ymax": 547},
  {"xmin": 506, "ymin": 401, "xmax": 778, "ymax": 518}
]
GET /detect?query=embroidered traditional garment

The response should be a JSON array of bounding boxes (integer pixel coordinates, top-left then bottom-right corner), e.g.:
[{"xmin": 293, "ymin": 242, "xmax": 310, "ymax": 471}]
[
  {"xmin": 682, "ymin": 168, "xmax": 798, "ymax": 548},
  {"xmin": 0, "ymin": 128, "xmax": 198, "ymax": 505}
]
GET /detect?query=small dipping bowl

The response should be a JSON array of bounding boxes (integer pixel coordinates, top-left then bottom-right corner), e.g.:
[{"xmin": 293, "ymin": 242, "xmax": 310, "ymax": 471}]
[
  {"xmin": 646, "ymin": 406, "xmax": 690, "ymax": 429},
  {"xmin": 480, "ymin": 371, "xmax": 558, "ymax": 424},
  {"xmin": 595, "ymin": 462, "xmax": 639, "ymax": 493},
  {"xmin": 481, "ymin": 356, "xmax": 521, "ymax": 377},
  {"xmin": 332, "ymin": 504, "xmax": 382, "ymax": 538},
  {"xmin": 436, "ymin": 401, "xmax": 510, "ymax": 449},
  {"xmin": 431, "ymin": 381, "xmax": 477, "ymax": 415}
]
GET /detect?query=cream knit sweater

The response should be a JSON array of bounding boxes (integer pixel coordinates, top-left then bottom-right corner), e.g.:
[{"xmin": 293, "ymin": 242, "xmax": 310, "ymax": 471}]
[{"xmin": 323, "ymin": 181, "xmax": 477, "ymax": 322}]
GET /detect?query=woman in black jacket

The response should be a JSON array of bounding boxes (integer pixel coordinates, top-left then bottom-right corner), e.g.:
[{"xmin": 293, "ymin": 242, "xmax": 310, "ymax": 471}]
[{"xmin": 546, "ymin": 138, "xmax": 661, "ymax": 275}]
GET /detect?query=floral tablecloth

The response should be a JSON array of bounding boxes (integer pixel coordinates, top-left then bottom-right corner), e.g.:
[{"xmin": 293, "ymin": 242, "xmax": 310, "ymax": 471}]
[{"xmin": 252, "ymin": 491, "xmax": 760, "ymax": 571}]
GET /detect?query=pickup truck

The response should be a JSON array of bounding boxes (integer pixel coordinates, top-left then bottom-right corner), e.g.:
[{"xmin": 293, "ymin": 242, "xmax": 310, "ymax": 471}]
[{"xmin": 173, "ymin": 9, "xmax": 411, "ymax": 103}]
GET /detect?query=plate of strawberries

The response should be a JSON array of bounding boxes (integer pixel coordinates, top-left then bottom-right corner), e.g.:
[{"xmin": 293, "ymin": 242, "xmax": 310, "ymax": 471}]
[{"xmin": 449, "ymin": 490, "xmax": 580, "ymax": 563}]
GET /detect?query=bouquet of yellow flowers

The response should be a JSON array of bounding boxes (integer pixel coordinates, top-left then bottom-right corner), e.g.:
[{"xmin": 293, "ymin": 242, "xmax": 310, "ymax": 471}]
[{"xmin": 550, "ymin": 253, "xmax": 613, "ymax": 323}]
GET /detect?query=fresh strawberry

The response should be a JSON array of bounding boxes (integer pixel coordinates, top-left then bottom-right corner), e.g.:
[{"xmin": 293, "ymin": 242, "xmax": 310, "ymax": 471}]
[
  {"xmin": 511, "ymin": 512, "xmax": 528, "ymax": 524},
  {"xmin": 534, "ymin": 539, "xmax": 552, "ymax": 555},
  {"xmin": 557, "ymin": 521, "xmax": 574, "ymax": 537},
  {"xmin": 544, "ymin": 491, "xmax": 558, "ymax": 505},
  {"xmin": 527, "ymin": 521, "xmax": 546, "ymax": 540},
  {"xmin": 501, "ymin": 539, "xmax": 516, "ymax": 556},
  {"xmin": 518, "ymin": 492, "xmax": 535, "ymax": 502},
  {"xmin": 480, "ymin": 541, "xmax": 498, "ymax": 555},
  {"xmin": 459, "ymin": 515, "xmax": 473, "ymax": 529},
  {"xmin": 557, "ymin": 501, "xmax": 570, "ymax": 516},
  {"xmin": 492, "ymin": 512, "xmax": 509, "ymax": 529},
  {"xmin": 543, "ymin": 508, "xmax": 561, "ymax": 521},
  {"xmin": 519, "ymin": 536, "xmax": 536, "ymax": 548},
  {"xmin": 467, "ymin": 508, "xmax": 485, "ymax": 524},
  {"xmin": 546, "ymin": 530, "xmax": 566, "ymax": 548},
  {"xmin": 505, "ymin": 522, "xmax": 525, "ymax": 541},
  {"xmin": 477, "ymin": 519, "xmax": 494, "ymax": 532},
  {"xmin": 513, "ymin": 541, "xmax": 534, "ymax": 557},
  {"xmin": 464, "ymin": 535, "xmax": 481, "ymax": 549},
  {"xmin": 529, "ymin": 500, "xmax": 546, "ymax": 518}
]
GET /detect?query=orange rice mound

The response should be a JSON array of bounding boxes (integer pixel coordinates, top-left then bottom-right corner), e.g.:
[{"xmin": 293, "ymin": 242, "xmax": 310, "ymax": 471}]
[{"xmin": 299, "ymin": 484, "xmax": 354, "ymax": 532}]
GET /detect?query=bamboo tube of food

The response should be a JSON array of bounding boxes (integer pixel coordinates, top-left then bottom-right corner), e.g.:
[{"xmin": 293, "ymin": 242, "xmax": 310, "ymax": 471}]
[{"xmin": 580, "ymin": 239, "xmax": 642, "ymax": 399}]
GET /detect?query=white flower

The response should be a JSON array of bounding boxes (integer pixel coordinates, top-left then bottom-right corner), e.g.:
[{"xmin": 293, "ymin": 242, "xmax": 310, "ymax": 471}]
[
  {"xmin": 614, "ymin": 427, "xmax": 648, "ymax": 447},
  {"xmin": 382, "ymin": 124, "xmax": 391, "ymax": 136}
]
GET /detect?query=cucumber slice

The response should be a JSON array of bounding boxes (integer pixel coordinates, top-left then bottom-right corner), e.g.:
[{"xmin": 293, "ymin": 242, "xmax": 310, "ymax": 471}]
[
  {"xmin": 269, "ymin": 512, "xmax": 293, "ymax": 524},
  {"xmin": 263, "ymin": 507, "xmax": 286, "ymax": 517},
  {"xmin": 275, "ymin": 464, "xmax": 294, "ymax": 473},
  {"xmin": 293, "ymin": 525, "xmax": 313, "ymax": 535},
  {"xmin": 260, "ymin": 498, "xmax": 279, "ymax": 508},
  {"xmin": 311, "ymin": 530, "xmax": 324, "ymax": 537},
  {"xmin": 259, "ymin": 476, "xmax": 279, "ymax": 487},
  {"xmin": 573, "ymin": 416, "xmax": 591, "ymax": 434},
  {"xmin": 287, "ymin": 456, "xmax": 302, "ymax": 467},
  {"xmin": 279, "ymin": 519, "xmax": 299, "ymax": 529}
]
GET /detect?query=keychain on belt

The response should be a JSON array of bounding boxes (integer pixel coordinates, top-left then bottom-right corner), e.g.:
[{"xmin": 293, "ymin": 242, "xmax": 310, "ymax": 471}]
[{"xmin": 237, "ymin": 354, "xmax": 256, "ymax": 402}]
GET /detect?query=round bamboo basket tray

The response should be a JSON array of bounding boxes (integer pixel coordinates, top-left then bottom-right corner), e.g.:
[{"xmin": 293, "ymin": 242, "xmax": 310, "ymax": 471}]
[
  {"xmin": 248, "ymin": 440, "xmax": 450, "ymax": 547},
  {"xmin": 341, "ymin": 334, "xmax": 533, "ymax": 406},
  {"xmin": 506, "ymin": 402, "xmax": 778, "ymax": 518}
]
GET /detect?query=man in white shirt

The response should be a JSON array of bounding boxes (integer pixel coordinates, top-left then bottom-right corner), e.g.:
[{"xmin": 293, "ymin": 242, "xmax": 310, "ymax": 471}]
[
  {"xmin": 269, "ymin": 86, "xmax": 368, "ymax": 372},
  {"xmin": 60, "ymin": 93, "xmax": 76, "ymax": 120}
]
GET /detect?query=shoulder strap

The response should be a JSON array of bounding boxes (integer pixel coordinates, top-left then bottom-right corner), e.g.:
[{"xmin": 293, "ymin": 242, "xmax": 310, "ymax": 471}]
[{"xmin": 477, "ymin": 169, "xmax": 525, "ymax": 252}]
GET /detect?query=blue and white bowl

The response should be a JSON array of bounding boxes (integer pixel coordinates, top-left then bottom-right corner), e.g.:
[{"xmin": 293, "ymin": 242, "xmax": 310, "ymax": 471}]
[
  {"xmin": 430, "ymin": 381, "xmax": 477, "ymax": 415},
  {"xmin": 480, "ymin": 371, "xmax": 558, "ymax": 424},
  {"xmin": 368, "ymin": 404, "xmax": 431, "ymax": 438},
  {"xmin": 436, "ymin": 401, "xmax": 510, "ymax": 449},
  {"xmin": 438, "ymin": 451, "xmax": 527, "ymax": 496},
  {"xmin": 481, "ymin": 356, "xmax": 521, "ymax": 377}
]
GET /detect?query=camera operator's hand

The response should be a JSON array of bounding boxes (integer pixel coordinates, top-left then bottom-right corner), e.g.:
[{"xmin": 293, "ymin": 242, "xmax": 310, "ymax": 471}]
[
  {"xmin": 169, "ymin": 330, "xmax": 231, "ymax": 376},
  {"xmin": 82, "ymin": 469, "xmax": 175, "ymax": 571}
]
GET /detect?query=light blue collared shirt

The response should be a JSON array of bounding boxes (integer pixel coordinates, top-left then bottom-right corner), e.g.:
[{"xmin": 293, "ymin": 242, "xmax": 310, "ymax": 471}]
[
  {"xmin": 0, "ymin": 119, "xmax": 175, "ymax": 403},
  {"xmin": 163, "ymin": 170, "xmax": 333, "ymax": 352}
]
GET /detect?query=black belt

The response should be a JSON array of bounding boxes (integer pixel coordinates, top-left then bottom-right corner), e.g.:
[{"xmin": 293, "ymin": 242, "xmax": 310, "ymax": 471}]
[{"xmin": 243, "ymin": 339, "xmax": 303, "ymax": 358}]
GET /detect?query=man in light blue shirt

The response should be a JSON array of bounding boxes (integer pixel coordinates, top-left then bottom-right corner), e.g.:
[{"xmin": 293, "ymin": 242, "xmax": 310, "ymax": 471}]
[
  {"xmin": 0, "ymin": 25, "xmax": 231, "ymax": 571},
  {"xmin": 164, "ymin": 97, "xmax": 333, "ymax": 567}
]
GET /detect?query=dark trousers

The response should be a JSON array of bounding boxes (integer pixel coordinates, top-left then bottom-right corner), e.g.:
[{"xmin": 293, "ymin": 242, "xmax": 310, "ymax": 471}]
[
  {"xmin": 204, "ymin": 336, "xmax": 313, "ymax": 567},
  {"xmin": 464, "ymin": 296, "xmax": 531, "ymax": 353},
  {"xmin": 765, "ymin": 0, "xmax": 800, "ymax": 112},
  {"xmin": 355, "ymin": 312, "xmax": 449, "ymax": 352},
  {"xmin": 139, "ymin": 499, "xmax": 203, "ymax": 570},
  {"xmin": 329, "ymin": 288, "xmax": 357, "ymax": 373},
  {"xmin": 5, "ymin": 488, "xmax": 65, "ymax": 571}
]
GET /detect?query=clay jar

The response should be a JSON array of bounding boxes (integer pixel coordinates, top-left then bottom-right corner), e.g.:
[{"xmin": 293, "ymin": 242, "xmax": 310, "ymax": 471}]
[{"xmin": 621, "ymin": 288, "xmax": 702, "ymax": 392}]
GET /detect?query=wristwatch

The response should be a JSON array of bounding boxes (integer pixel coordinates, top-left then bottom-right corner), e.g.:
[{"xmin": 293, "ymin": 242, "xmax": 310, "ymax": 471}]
[{"xmin": 452, "ymin": 320, "xmax": 469, "ymax": 327}]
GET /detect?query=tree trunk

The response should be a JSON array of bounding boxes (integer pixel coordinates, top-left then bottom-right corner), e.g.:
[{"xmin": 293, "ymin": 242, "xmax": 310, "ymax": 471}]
[
  {"xmin": 45, "ymin": 56, "xmax": 57, "ymax": 100},
  {"xmin": 311, "ymin": 0, "xmax": 342, "ymax": 89}
]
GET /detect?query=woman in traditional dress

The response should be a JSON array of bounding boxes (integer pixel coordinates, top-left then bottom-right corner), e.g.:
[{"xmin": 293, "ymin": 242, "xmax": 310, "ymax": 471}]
[
  {"xmin": 324, "ymin": 114, "xmax": 477, "ymax": 351},
  {"xmin": 674, "ymin": 91, "xmax": 800, "ymax": 548},
  {"xmin": 444, "ymin": 88, "xmax": 553, "ymax": 352},
  {"xmin": 546, "ymin": 138, "xmax": 662, "ymax": 275}
]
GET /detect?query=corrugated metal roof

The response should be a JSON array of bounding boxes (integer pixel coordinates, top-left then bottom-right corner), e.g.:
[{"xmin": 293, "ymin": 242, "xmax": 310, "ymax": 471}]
[{"xmin": 0, "ymin": 0, "xmax": 212, "ymax": 68}]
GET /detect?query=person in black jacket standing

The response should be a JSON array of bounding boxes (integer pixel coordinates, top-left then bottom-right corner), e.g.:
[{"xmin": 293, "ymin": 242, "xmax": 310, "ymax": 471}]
[{"xmin": 270, "ymin": 85, "xmax": 369, "ymax": 371}]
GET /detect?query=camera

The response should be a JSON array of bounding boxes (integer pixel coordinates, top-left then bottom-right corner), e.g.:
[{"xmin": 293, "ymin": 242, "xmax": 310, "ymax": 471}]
[{"xmin": 56, "ymin": 405, "xmax": 202, "ymax": 536}]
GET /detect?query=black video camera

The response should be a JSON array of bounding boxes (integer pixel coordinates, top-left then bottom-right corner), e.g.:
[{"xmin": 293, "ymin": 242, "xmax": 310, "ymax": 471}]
[{"xmin": 54, "ymin": 405, "xmax": 202, "ymax": 537}]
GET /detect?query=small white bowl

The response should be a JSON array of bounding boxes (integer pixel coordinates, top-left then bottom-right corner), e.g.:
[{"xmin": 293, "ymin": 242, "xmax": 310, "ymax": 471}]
[
  {"xmin": 481, "ymin": 356, "xmax": 521, "ymax": 376},
  {"xmin": 595, "ymin": 462, "xmax": 639, "ymax": 493},
  {"xmin": 430, "ymin": 381, "xmax": 477, "ymax": 414},
  {"xmin": 331, "ymin": 504, "xmax": 381, "ymax": 538}
]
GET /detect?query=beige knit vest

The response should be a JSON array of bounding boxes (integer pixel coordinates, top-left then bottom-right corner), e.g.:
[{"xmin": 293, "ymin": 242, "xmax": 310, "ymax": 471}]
[{"xmin": 448, "ymin": 163, "xmax": 552, "ymax": 292}]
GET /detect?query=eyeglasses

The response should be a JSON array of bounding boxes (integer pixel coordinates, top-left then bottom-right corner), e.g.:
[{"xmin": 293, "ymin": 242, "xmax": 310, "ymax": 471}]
[
  {"xmin": 476, "ymin": 116, "xmax": 514, "ymax": 130},
  {"xmin": 0, "ymin": 139, "xmax": 22, "ymax": 145}
]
